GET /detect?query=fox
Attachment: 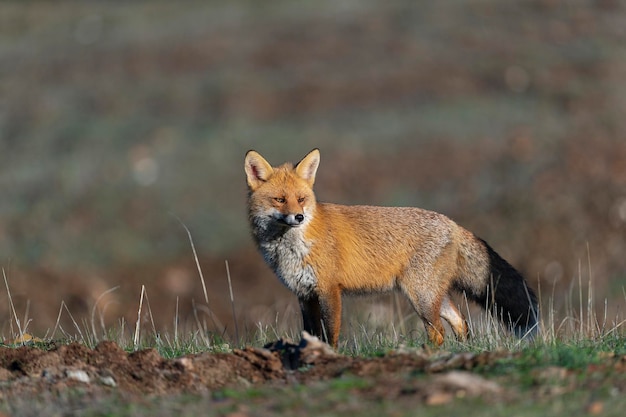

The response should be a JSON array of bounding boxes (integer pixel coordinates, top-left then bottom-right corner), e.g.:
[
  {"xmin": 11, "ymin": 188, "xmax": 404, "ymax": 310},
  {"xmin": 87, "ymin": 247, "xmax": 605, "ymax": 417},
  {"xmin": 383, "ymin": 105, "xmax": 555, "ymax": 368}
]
[{"xmin": 244, "ymin": 148, "xmax": 538, "ymax": 348}]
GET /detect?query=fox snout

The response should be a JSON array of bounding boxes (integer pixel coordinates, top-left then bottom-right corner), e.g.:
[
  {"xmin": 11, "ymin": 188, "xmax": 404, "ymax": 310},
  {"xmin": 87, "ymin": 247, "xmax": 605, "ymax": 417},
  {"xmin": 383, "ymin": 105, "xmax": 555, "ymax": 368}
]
[{"xmin": 280, "ymin": 213, "xmax": 305, "ymax": 226}]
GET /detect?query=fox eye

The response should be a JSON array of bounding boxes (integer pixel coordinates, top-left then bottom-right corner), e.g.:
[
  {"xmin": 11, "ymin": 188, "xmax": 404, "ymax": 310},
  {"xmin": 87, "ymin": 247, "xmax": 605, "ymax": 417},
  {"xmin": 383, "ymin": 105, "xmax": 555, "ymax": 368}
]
[
  {"xmin": 274, "ymin": 197, "xmax": 286, "ymax": 204},
  {"xmin": 297, "ymin": 197, "xmax": 305, "ymax": 203}
]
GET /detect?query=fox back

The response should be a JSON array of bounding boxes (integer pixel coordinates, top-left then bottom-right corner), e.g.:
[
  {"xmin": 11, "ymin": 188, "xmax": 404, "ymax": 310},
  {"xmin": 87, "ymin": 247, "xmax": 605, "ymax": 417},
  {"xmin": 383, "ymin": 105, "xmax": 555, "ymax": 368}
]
[{"xmin": 245, "ymin": 149, "xmax": 538, "ymax": 348}]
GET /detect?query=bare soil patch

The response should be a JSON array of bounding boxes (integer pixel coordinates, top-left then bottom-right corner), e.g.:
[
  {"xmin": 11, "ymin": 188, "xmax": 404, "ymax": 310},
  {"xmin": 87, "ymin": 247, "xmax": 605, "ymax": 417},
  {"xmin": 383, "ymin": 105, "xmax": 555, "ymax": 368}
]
[{"xmin": 0, "ymin": 334, "xmax": 515, "ymax": 404}]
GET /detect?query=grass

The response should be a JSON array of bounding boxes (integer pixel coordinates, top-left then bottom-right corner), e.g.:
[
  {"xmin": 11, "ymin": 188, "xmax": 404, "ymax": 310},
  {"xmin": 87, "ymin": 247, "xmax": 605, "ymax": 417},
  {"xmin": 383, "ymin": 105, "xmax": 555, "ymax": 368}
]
[
  {"xmin": 2, "ymin": 221, "xmax": 624, "ymax": 362},
  {"xmin": 2, "ymin": 239, "xmax": 625, "ymax": 357}
]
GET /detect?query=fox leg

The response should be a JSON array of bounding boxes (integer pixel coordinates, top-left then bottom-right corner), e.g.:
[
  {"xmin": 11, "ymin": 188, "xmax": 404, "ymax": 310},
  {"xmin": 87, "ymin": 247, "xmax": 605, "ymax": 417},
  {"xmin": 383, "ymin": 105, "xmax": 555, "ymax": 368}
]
[
  {"xmin": 423, "ymin": 309, "xmax": 446, "ymax": 346},
  {"xmin": 317, "ymin": 286, "xmax": 342, "ymax": 348},
  {"xmin": 299, "ymin": 295, "xmax": 323, "ymax": 338},
  {"xmin": 440, "ymin": 295, "xmax": 469, "ymax": 341},
  {"xmin": 398, "ymin": 282, "xmax": 446, "ymax": 346}
]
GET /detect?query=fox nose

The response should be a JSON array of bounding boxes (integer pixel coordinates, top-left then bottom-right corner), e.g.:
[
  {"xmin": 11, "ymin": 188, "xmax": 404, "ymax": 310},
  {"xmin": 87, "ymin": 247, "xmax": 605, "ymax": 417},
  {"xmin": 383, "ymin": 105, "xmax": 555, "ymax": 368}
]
[{"xmin": 284, "ymin": 213, "xmax": 305, "ymax": 226}]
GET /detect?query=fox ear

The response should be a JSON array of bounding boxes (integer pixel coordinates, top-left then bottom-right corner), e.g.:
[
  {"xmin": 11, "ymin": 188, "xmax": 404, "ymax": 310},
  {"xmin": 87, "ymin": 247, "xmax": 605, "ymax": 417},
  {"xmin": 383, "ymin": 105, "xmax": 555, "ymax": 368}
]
[
  {"xmin": 295, "ymin": 148, "xmax": 320, "ymax": 186},
  {"xmin": 245, "ymin": 150, "xmax": 274, "ymax": 190}
]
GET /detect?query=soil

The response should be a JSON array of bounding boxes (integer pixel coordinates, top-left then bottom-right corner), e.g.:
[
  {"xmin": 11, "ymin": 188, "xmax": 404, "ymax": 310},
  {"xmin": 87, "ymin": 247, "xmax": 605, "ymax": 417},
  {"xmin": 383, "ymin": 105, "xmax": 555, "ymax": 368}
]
[
  {"xmin": 2, "ymin": 334, "xmax": 626, "ymax": 416},
  {"xmin": 0, "ymin": 333, "xmax": 515, "ymax": 405}
]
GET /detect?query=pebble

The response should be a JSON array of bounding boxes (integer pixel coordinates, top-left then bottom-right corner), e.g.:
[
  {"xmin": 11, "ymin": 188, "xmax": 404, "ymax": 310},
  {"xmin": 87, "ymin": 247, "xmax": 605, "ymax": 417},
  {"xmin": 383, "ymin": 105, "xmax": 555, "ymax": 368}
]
[
  {"xmin": 65, "ymin": 369, "xmax": 90, "ymax": 384},
  {"xmin": 99, "ymin": 375, "xmax": 117, "ymax": 387}
]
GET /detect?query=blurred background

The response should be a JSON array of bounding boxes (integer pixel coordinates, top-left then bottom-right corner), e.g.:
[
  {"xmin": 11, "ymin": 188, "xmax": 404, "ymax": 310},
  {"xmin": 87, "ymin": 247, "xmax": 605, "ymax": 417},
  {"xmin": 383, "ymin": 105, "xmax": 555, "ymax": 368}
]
[{"xmin": 1, "ymin": 0, "xmax": 625, "ymax": 341}]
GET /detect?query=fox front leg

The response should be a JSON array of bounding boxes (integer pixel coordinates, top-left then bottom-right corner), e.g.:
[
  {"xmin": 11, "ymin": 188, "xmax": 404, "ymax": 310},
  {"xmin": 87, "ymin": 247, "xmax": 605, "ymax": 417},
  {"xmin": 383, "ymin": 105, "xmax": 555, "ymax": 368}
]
[
  {"xmin": 299, "ymin": 295, "xmax": 323, "ymax": 338},
  {"xmin": 317, "ymin": 286, "xmax": 342, "ymax": 348}
]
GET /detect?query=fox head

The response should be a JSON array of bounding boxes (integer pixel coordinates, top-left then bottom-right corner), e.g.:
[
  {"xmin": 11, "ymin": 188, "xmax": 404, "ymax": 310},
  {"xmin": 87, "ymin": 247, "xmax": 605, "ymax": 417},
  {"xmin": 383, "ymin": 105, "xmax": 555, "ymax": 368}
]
[{"xmin": 245, "ymin": 149, "xmax": 320, "ymax": 229}]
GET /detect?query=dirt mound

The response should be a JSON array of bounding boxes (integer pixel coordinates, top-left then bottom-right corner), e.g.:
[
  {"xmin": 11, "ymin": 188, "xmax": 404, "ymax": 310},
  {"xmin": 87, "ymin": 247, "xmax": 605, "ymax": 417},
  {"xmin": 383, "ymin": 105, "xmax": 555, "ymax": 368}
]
[
  {"xmin": 0, "ymin": 333, "xmax": 513, "ymax": 403},
  {"xmin": 3, "ymin": 333, "xmax": 626, "ymax": 416},
  {"xmin": 0, "ymin": 341, "xmax": 275, "ymax": 399}
]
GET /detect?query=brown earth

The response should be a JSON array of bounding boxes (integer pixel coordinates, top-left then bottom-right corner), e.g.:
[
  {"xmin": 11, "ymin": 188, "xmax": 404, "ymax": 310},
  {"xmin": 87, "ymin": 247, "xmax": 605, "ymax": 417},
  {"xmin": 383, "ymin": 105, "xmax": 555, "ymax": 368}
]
[
  {"xmin": 2, "ymin": 333, "xmax": 626, "ymax": 413},
  {"xmin": 0, "ymin": 334, "xmax": 515, "ymax": 405},
  {"xmin": 0, "ymin": 332, "xmax": 509, "ymax": 400}
]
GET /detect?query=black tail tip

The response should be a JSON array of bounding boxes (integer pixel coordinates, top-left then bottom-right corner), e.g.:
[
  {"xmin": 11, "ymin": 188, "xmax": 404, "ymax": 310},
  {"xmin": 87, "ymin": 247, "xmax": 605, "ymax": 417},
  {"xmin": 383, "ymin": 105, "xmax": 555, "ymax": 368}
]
[
  {"xmin": 514, "ymin": 322, "xmax": 539, "ymax": 340},
  {"xmin": 512, "ymin": 304, "xmax": 540, "ymax": 340}
]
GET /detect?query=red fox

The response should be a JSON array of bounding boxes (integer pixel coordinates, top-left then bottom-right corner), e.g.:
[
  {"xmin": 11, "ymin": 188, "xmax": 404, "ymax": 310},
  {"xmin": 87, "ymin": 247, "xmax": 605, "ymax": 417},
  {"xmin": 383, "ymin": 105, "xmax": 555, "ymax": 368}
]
[{"xmin": 245, "ymin": 149, "xmax": 538, "ymax": 347}]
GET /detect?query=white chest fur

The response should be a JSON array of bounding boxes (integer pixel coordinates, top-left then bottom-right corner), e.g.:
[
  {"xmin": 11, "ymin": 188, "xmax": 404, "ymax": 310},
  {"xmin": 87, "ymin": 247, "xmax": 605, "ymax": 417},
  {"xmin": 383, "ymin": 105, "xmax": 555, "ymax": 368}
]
[{"xmin": 258, "ymin": 228, "xmax": 317, "ymax": 298}]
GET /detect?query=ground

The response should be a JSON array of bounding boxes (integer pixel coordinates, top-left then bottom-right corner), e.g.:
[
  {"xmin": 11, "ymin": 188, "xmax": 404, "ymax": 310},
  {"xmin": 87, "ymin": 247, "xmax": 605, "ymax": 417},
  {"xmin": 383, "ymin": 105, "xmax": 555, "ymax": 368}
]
[{"xmin": 1, "ymin": 334, "xmax": 625, "ymax": 416}]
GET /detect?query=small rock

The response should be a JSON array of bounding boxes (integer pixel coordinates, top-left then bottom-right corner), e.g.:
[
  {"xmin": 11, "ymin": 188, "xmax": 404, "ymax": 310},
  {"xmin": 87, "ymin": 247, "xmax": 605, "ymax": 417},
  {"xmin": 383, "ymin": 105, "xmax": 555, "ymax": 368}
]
[
  {"xmin": 99, "ymin": 376, "xmax": 117, "ymax": 387},
  {"xmin": 298, "ymin": 331, "xmax": 338, "ymax": 364},
  {"xmin": 174, "ymin": 357, "xmax": 194, "ymax": 371},
  {"xmin": 434, "ymin": 371, "xmax": 501, "ymax": 396},
  {"xmin": 65, "ymin": 369, "xmax": 90, "ymax": 384}
]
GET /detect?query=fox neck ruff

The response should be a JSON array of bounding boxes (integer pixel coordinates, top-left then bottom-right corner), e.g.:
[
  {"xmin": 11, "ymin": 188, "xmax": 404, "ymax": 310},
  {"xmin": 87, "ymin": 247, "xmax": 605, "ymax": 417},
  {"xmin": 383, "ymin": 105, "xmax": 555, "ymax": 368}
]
[{"xmin": 252, "ymin": 221, "xmax": 317, "ymax": 298}]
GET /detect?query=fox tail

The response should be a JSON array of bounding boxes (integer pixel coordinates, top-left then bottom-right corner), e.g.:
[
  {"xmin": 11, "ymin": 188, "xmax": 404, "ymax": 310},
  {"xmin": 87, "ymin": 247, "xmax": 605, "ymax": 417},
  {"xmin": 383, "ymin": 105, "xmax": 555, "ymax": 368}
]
[{"xmin": 456, "ymin": 233, "xmax": 539, "ymax": 339}]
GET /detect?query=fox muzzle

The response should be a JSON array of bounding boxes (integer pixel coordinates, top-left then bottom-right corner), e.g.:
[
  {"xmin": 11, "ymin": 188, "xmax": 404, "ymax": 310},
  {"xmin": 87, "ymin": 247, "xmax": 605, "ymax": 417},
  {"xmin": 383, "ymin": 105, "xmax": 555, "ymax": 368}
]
[{"xmin": 282, "ymin": 213, "xmax": 305, "ymax": 226}]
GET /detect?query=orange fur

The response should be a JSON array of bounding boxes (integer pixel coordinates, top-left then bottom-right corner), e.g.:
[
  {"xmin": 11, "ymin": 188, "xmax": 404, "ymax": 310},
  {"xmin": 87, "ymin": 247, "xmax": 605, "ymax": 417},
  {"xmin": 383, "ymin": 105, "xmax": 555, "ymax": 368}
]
[{"xmin": 245, "ymin": 149, "xmax": 538, "ymax": 348}]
